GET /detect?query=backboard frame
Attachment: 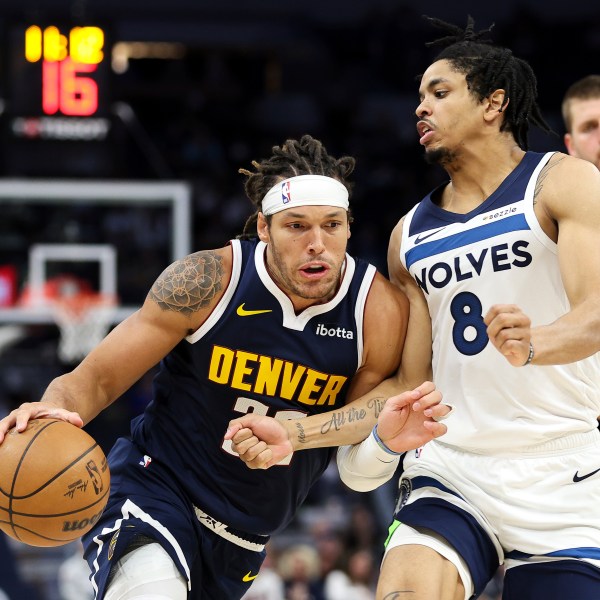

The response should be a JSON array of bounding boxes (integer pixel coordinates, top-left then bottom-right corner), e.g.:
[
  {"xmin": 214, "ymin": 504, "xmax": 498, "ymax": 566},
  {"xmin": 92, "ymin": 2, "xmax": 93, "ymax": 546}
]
[{"xmin": 0, "ymin": 178, "xmax": 191, "ymax": 324}]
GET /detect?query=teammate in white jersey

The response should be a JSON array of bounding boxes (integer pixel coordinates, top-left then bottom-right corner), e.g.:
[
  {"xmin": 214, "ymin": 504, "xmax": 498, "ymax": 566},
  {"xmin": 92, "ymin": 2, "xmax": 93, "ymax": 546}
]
[{"xmin": 336, "ymin": 15, "xmax": 600, "ymax": 600}]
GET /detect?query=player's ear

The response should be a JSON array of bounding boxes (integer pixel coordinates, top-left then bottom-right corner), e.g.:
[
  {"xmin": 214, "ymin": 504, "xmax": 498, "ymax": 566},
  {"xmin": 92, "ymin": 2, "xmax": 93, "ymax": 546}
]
[
  {"xmin": 564, "ymin": 133, "xmax": 574, "ymax": 156},
  {"xmin": 484, "ymin": 89, "xmax": 508, "ymax": 121},
  {"xmin": 257, "ymin": 212, "xmax": 270, "ymax": 243}
]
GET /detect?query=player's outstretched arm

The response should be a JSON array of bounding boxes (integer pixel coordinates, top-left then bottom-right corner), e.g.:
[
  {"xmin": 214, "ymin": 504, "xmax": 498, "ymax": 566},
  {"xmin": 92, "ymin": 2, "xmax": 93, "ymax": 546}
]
[{"xmin": 225, "ymin": 381, "xmax": 448, "ymax": 469}]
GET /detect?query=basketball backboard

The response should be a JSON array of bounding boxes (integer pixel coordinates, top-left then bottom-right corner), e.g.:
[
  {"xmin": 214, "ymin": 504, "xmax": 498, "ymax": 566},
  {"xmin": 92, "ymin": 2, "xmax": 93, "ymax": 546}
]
[{"xmin": 0, "ymin": 178, "xmax": 191, "ymax": 326}]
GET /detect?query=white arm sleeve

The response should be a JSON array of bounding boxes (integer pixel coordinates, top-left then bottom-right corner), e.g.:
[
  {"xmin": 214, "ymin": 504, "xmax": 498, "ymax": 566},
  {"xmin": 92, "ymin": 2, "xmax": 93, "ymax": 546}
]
[{"xmin": 336, "ymin": 429, "xmax": 401, "ymax": 492}]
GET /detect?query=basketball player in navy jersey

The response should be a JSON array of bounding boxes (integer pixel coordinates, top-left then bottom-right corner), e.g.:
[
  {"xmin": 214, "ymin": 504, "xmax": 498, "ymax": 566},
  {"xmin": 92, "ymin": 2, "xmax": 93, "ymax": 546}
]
[
  {"xmin": 0, "ymin": 135, "xmax": 449, "ymax": 600},
  {"xmin": 335, "ymin": 16, "xmax": 600, "ymax": 600}
]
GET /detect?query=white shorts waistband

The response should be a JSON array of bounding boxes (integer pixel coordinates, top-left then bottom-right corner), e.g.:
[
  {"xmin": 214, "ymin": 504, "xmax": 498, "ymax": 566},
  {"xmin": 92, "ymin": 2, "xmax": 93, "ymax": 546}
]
[{"xmin": 193, "ymin": 506, "xmax": 268, "ymax": 552}]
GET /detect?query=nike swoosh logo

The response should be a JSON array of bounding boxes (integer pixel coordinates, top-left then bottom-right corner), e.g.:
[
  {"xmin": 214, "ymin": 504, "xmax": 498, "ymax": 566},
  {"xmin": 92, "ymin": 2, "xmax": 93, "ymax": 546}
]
[
  {"xmin": 236, "ymin": 303, "xmax": 272, "ymax": 317},
  {"xmin": 573, "ymin": 467, "xmax": 600, "ymax": 482},
  {"xmin": 414, "ymin": 226, "xmax": 447, "ymax": 244},
  {"xmin": 242, "ymin": 571, "xmax": 259, "ymax": 582}
]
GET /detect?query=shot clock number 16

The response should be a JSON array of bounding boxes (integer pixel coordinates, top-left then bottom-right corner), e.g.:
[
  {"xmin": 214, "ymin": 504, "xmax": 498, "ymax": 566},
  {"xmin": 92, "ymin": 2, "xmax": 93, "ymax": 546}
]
[{"xmin": 24, "ymin": 25, "xmax": 105, "ymax": 117}]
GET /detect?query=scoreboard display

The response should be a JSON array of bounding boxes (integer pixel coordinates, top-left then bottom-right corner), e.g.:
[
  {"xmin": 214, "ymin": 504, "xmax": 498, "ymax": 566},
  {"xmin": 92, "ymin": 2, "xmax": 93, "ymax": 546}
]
[
  {"xmin": 25, "ymin": 25, "xmax": 105, "ymax": 117},
  {"xmin": 4, "ymin": 23, "xmax": 115, "ymax": 176}
]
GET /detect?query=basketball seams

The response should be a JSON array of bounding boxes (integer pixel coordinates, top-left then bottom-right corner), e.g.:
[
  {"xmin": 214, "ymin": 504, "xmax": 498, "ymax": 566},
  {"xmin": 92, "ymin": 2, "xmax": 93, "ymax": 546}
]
[
  {"xmin": 0, "ymin": 418, "xmax": 110, "ymax": 546},
  {"xmin": 10, "ymin": 486, "xmax": 110, "ymax": 518},
  {"xmin": 13, "ymin": 441, "xmax": 100, "ymax": 499},
  {"xmin": 8, "ymin": 418, "xmax": 56, "ymax": 539}
]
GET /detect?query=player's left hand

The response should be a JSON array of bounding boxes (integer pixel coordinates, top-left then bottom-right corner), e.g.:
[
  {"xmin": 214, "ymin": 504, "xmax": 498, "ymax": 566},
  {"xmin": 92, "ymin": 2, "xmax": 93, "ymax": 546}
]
[
  {"xmin": 375, "ymin": 381, "xmax": 452, "ymax": 453},
  {"xmin": 484, "ymin": 304, "xmax": 532, "ymax": 366}
]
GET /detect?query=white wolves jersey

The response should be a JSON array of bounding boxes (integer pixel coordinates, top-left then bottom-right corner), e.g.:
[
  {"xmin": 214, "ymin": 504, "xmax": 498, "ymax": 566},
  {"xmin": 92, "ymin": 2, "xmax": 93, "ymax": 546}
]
[{"xmin": 400, "ymin": 151, "xmax": 600, "ymax": 453}]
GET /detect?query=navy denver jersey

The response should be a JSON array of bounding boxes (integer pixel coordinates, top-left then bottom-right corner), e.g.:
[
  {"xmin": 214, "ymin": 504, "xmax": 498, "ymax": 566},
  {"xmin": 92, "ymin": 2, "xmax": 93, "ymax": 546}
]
[{"xmin": 130, "ymin": 238, "xmax": 376, "ymax": 536}]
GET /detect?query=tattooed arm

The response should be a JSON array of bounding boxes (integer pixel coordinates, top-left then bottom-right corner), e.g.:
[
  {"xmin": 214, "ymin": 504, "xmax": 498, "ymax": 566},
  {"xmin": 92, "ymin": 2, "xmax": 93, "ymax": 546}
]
[
  {"xmin": 0, "ymin": 248, "xmax": 232, "ymax": 439},
  {"xmin": 225, "ymin": 272, "xmax": 448, "ymax": 468}
]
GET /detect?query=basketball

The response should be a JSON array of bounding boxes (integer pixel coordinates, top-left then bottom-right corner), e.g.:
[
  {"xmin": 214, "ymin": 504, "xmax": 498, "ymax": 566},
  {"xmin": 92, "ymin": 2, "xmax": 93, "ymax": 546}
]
[{"xmin": 0, "ymin": 418, "xmax": 110, "ymax": 547}]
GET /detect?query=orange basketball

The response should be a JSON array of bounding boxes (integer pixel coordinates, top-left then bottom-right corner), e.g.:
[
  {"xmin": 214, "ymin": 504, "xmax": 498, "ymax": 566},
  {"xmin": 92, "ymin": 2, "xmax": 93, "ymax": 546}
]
[{"xmin": 0, "ymin": 418, "xmax": 110, "ymax": 547}]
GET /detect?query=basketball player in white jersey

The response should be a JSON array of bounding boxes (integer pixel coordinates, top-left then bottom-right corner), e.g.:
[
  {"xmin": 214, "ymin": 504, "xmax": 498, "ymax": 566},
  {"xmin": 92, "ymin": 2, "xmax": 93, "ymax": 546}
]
[{"xmin": 335, "ymin": 16, "xmax": 600, "ymax": 600}]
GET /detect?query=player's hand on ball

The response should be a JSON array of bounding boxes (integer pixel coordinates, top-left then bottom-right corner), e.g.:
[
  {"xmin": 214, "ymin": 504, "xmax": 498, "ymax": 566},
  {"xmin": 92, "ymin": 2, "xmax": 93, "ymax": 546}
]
[
  {"xmin": 225, "ymin": 415, "xmax": 294, "ymax": 469},
  {"xmin": 0, "ymin": 402, "xmax": 84, "ymax": 444},
  {"xmin": 376, "ymin": 381, "xmax": 451, "ymax": 453}
]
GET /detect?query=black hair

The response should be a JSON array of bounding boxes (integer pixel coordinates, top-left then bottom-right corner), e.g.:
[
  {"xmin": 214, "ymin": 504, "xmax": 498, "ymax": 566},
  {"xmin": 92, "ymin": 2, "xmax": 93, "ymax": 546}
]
[
  {"xmin": 237, "ymin": 134, "xmax": 355, "ymax": 239},
  {"xmin": 423, "ymin": 15, "xmax": 553, "ymax": 150}
]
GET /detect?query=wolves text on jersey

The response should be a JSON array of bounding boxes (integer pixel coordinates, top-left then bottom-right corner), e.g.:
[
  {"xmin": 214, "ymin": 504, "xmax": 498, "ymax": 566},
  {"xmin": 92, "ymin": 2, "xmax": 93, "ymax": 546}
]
[{"xmin": 414, "ymin": 240, "xmax": 533, "ymax": 295}]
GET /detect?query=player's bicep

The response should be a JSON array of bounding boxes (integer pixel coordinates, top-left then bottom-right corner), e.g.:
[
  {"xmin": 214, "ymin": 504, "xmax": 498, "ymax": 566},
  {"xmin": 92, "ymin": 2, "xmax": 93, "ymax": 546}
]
[
  {"xmin": 387, "ymin": 215, "xmax": 433, "ymax": 384},
  {"xmin": 346, "ymin": 274, "xmax": 408, "ymax": 401},
  {"xmin": 547, "ymin": 159, "xmax": 600, "ymax": 307}
]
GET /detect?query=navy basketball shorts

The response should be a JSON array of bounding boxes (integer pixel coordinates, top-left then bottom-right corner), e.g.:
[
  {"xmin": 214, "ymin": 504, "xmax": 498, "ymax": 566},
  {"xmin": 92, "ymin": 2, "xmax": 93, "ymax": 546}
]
[{"xmin": 82, "ymin": 438, "xmax": 267, "ymax": 599}]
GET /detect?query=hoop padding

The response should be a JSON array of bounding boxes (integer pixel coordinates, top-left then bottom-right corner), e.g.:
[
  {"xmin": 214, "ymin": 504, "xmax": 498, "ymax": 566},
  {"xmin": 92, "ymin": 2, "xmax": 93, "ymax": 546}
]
[{"xmin": 51, "ymin": 293, "xmax": 116, "ymax": 363}]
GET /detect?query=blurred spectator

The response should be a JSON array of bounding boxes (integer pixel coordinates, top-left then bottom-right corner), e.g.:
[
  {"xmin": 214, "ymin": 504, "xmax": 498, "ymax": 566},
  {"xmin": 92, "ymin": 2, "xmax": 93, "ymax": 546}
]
[
  {"xmin": 561, "ymin": 74, "xmax": 600, "ymax": 170},
  {"xmin": 277, "ymin": 544, "xmax": 325, "ymax": 600},
  {"xmin": 311, "ymin": 524, "xmax": 346, "ymax": 585},
  {"xmin": 57, "ymin": 542, "xmax": 93, "ymax": 600},
  {"xmin": 323, "ymin": 548, "xmax": 376, "ymax": 600},
  {"xmin": 0, "ymin": 533, "xmax": 41, "ymax": 600},
  {"xmin": 343, "ymin": 503, "xmax": 379, "ymax": 553}
]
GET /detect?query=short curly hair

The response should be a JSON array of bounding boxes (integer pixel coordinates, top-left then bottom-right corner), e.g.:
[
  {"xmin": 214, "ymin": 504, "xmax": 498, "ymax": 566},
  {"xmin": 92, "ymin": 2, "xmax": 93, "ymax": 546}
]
[{"xmin": 237, "ymin": 135, "xmax": 355, "ymax": 239}]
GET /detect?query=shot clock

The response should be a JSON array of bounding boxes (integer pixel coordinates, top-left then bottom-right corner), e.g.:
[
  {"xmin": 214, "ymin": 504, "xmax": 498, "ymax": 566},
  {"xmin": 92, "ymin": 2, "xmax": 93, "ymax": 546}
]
[
  {"xmin": 4, "ymin": 22, "xmax": 115, "ymax": 176},
  {"xmin": 25, "ymin": 25, "xmax": 105, "ymax": 117}
]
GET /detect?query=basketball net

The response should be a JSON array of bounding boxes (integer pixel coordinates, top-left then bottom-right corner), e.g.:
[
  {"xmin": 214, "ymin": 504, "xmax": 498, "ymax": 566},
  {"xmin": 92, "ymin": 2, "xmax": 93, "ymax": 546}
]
[{"xmin": 51, "ymin": 292, "xmax": 116, "ymax": 363}]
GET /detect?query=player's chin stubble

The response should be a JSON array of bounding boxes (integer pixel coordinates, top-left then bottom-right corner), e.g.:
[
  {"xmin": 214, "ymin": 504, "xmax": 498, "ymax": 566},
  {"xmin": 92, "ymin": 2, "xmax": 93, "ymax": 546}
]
[{"xmin": 425, "ymin": 146, "xmax": 457, "ymax": 167}]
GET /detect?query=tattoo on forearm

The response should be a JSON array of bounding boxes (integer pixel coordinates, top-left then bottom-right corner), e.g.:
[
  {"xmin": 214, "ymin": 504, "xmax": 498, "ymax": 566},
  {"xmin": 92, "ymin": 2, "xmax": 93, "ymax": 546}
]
[
  {"xmin": 320, "ymin": 405, "xmax": 367, "ymax": 435},
  {"xmin": 383, "ymin": 592, "xmax": 416, "ymax": 598},
  {"xmin": 295, "ymin": 422, "xmax": 306, "ymax": 445},
  {"xmin": 368, "ymin": 396, "xmax": 386, "ymax": 417},
  {"xmin": 148, "ymin": 251, "xmax": 223, "ymax": 315},
  {"xmin": 317, "ymin": 396, "xmax": 386, "ymax": 437}
]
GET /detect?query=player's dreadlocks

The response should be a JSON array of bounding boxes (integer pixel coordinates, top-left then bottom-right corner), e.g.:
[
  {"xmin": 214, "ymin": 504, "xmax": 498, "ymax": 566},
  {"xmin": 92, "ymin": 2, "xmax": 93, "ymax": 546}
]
[
  {"xmin": 424, "ymin": 15, "xmax": 553, "ymax": 150},
  {"xmin": 237, "ymin": 134, "xmax": 355, "ymax": 239}
]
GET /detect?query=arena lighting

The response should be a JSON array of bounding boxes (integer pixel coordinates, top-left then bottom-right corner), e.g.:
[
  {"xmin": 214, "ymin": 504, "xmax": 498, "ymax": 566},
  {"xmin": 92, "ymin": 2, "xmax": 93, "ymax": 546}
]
[{"xmin": 111, "ymin": 41, "xmax": 186, "ymax": 74}]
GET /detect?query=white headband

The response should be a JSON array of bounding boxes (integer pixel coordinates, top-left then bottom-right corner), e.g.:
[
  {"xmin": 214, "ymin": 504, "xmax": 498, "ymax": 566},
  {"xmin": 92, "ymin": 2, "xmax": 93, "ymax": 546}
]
[{"xmin": 261, "ymin": 175, "xmax": 349, "ymax": 216}]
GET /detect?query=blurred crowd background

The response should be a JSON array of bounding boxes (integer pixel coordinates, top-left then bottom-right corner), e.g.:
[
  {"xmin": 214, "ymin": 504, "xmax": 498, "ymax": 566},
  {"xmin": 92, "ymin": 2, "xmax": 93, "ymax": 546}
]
[{"xmin": 0, "ymin": 0, "xmax": 597, "ymax": 598}]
